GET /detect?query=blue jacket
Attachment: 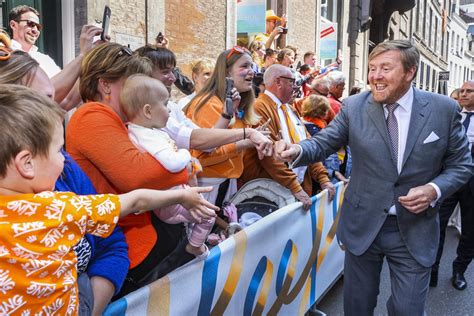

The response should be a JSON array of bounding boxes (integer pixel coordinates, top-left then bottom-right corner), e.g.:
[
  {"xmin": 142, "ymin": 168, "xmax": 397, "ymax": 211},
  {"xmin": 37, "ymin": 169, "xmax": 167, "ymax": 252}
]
[{"xmin": 55, "ymin": 151, "xmax": 130, "ymax": 295}]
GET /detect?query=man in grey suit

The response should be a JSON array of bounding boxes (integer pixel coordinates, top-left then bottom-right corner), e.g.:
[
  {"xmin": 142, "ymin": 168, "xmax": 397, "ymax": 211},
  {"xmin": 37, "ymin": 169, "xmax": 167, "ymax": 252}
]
[{"xmin": 275, "ymin": 40, "xmax": 473, "ymax": 315}]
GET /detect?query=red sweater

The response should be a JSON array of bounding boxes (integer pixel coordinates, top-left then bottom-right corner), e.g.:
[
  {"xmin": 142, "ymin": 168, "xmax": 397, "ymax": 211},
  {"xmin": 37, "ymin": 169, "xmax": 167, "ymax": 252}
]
[{"xmin": 66, "ymin": 102, "xmax": 188, "ymax": 268}]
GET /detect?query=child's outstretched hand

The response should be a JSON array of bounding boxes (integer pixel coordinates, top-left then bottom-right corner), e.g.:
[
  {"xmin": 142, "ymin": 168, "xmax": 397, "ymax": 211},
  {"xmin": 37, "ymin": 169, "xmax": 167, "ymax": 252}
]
[{"xmin": 181, "ymin": 186, "xmax": 218, "ymax": 222}]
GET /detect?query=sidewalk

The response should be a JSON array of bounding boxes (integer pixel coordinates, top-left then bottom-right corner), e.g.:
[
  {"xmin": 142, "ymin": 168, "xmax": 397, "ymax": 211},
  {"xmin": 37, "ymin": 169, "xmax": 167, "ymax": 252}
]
[{"xmin": 317, "ymin": 227, "xmax": 474, "ymax": 315}]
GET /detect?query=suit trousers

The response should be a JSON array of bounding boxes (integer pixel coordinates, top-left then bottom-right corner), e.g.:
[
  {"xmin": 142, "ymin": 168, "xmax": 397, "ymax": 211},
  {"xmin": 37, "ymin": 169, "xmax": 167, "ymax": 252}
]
[
  {"xmin": 433, "ymin": 181, "xmax": 474, "ymax": 273},
  {"xmin": 343, "ymin": 216, "xmax": 430, "ymax": 316}
]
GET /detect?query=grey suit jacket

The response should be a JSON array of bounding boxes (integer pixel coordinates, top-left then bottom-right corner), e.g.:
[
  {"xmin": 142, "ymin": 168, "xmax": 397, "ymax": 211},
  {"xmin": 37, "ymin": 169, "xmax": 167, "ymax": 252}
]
[{"xmin": 295, "ymin": 88, "xmax": 474, "ymax": 267}]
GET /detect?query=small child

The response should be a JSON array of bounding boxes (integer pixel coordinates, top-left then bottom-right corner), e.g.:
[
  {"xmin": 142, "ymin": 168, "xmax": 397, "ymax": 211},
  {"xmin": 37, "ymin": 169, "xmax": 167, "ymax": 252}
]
[
  {"xmin": 0, "ymin": 84, "xmax": 216, "ymax": 315},
  {"xmin": 120, "ymin": 74, "xmax": 215, "ymax": 259}
]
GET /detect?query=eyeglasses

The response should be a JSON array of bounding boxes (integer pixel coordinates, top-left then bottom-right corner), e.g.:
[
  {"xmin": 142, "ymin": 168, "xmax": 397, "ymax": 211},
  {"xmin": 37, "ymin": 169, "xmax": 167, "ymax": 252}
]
[
  {"xmin": 226, "ymin": 46, "xmax": 250, "ymax": 61},
  {"xmin": 460, "ymin": 89, "xmax": 474, "ymax": 94},
  {"xmin": 0, "ymin": 47, "xmax": 12, "ymax": 61},
  {"xmin": 16, "ymin": 19, "xmax": 42, "ymax": 31},
  {"xmin": 279, "ymin": 76, "xmax": 296, "ymax": 84}
]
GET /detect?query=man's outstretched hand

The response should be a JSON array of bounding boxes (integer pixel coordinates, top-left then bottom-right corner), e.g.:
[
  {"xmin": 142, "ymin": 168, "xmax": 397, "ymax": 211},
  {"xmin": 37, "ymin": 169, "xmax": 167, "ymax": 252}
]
[{"xmin": 274, "ymin": 140, "xmax": 301, "ymax": 163}]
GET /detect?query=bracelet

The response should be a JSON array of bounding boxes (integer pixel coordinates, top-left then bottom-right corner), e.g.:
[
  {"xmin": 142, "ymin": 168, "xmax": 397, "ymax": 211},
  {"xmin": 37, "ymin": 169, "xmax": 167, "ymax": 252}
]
[
  {"xmin": 243, "ymin": 128, "xmax": 246, "ymax": 140},
  {"xmin": 221, "ymin": 112, "xmax": 233, "ymax": 120}
]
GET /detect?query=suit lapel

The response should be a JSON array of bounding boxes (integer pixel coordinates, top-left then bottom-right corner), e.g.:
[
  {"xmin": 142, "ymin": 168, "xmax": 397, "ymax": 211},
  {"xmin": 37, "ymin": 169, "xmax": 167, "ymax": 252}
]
[
  {"xmin": 366, "ymin": 96, "xmax": 395, "ymax": 167},
  {"xmin": 401, "ymin": 89, "xmax": 430, "ymax": 169}
]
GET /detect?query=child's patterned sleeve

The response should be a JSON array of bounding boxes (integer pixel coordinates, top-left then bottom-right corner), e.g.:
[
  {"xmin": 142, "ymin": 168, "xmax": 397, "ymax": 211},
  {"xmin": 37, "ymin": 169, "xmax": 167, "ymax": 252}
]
[{"xmin": 66, "ymin": 193, "xmax": 121, "ymax": 238}]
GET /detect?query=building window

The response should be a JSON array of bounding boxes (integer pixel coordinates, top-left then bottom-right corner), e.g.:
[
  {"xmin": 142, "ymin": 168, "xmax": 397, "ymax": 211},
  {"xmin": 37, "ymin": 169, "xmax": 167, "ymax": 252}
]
[
  {"xmin": 321, "ymin": 0, "xmax": 337, "ymax": 22},
  {"xmin": 426, "ymin": 65, "xmax": 431, "ymax": 91},
  {"xmin": 419, "ymin": 61, "xmax": 425, "ymax": 89},
  {"xmin": 423, "ymin": 2, "xmax": 427, "ymax": 40},
  {"xmin": 444, "ymin": 32, "xmax": 450, "ymax": 59},
  {"xmin": 428, "ymin": 8, "xmax": 433, "ymax": 48}
]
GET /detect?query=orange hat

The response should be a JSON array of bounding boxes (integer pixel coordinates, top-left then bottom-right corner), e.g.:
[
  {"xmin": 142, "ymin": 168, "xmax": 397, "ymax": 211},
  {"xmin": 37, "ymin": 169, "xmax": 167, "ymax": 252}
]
[{"xmin": 266, "ymin": 10, "xmax": 282, "ymax": 22}]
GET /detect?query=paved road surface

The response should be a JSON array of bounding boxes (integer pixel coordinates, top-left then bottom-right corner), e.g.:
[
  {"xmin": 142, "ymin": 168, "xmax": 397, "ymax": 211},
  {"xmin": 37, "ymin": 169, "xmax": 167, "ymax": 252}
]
[{"xmin": 317, "ymin": 227, "xmax": 474, "ymax": 315}]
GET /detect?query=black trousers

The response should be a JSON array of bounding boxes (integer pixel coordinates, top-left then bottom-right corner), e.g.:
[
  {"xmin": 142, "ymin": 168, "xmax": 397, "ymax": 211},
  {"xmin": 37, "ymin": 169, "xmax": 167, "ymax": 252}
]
[
  {"xmin": 114, "ymin": 215, "xmax": 185, "ymax": 299},
  {"xmin": 433, "ymin": 180, "xmax": 474, "ymax": 274}
]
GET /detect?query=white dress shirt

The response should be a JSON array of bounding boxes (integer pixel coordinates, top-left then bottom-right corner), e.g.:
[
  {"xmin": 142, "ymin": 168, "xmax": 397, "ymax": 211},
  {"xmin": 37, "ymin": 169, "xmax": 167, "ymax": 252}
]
[
  {"xmin": 382, "ymin": 86, "xmax": 413, "ymax": 174},
  {"xmin": 128, "ymin": 123, "xmax": 191, "ymax": 173},
  {"xmin": 383, "ymin": 87, "xmax": 440, "ymax": 214},
  {"xmin": 265, "ymin": 90, "xmax": 308, "ymax": 183},
  {"xmin": 11, "ymin": 40, "xmax": 61, "ymax": 78},
  {"xmin": 161, "ymin": 100, "xmax": 197, "ymax": 150}
]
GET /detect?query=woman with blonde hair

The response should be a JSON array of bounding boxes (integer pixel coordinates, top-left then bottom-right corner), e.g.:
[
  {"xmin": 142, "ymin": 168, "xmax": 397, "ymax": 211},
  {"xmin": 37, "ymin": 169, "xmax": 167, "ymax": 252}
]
[
  {"xmin": 185, "ymin": 46, "xmax": 261, "ymax": 207},
  {"xmin": 302, "ymin": 94, "xmax": 352, "ymax": 184},
  {"xmin": 177, "ymin": 58, "xmax": 215, "ymax": 109},
  {"xmin": 249, "ymin": 39, "xmax": 265, "ymax": 70},
  {"xmin": 301, "ymin": 94, "xmax": 331, "ymax": 136},
  {"xmin": 66, "ymin": 43, "xmax": 196, "ymax": 297}
]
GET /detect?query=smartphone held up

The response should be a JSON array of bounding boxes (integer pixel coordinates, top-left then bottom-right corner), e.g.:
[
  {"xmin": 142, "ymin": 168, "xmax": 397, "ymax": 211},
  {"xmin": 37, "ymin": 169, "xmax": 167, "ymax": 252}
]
[{"xmin": 100, "ymin": 5, "xmax": 111, "ymax": 42}]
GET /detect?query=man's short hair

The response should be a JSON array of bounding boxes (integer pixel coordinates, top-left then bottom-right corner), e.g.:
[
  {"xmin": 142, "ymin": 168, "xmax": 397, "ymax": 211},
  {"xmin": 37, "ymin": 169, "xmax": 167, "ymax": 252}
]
[
  {"xmin": 299, "ymin": 64, "xmax": 311, "ymax": 73},
  {"xmin": 263, "ymin": 64, "xmax": 289, "ymax": 87},
  {"xmin": 0, "ymin": 84, "xmax": 64, "ymax": 178},
  {"xmin": 8, "ymin": 5, "xmax": 40, "ymax": 36},
  {"xmin": 327, "ymin": 71, "xmax": 346, "ymax": 87},
  {"xmin": 303, "ymin": 51, "xmax": 315, "ymax": 60},
  {"xmin": 120, "ymin": 74, "xmax": 168, "ymax": 120},
  {"xmin": 368, "ymin": 39, "xmax": 419, "ymax": 74},
  {"xmin": 135, "ymin": 45, "xmax": 177, "ymax": 70},
  {"xmin": 9, "ymin": 5, "xmax": 40, "ymax": 22},
  {"xmin": 311, "ymin": 77, "xmax": 329, "ymax": 89}
]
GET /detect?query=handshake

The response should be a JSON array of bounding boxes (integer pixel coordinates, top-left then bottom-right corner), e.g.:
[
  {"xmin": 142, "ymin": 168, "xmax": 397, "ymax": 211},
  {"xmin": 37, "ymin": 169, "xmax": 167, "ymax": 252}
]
[{"xmin": 253, "ymin": 135, "xmax": 302, "ymax": 163}]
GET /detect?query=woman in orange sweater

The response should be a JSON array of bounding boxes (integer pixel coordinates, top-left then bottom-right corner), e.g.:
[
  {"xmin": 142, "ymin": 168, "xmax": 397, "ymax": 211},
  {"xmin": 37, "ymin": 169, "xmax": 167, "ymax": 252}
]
[
  {"xmin": 185, "ymin": 46, "xmax": 261, "ymax": 207},
  {"xmin": 67, "ymin": 43, "xmax": 272, "ymax": 297},
  {"xmin": 66, "ymin": 43, "xmax": 191, "ymax": 297}
]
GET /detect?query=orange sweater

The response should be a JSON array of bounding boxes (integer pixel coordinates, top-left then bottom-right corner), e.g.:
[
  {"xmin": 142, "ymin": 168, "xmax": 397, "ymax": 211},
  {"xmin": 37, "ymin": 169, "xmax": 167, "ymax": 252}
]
[
  {"xmin": 66, "ymin": 102, "xmax": 188, "ymax": 268},
  {"xmin": 240, "ymin": 93, "xmax": 330, "ymax": 195},
  {"xmin": 186, "ymin": 95, "xmax": 245, "ymax": 179}
]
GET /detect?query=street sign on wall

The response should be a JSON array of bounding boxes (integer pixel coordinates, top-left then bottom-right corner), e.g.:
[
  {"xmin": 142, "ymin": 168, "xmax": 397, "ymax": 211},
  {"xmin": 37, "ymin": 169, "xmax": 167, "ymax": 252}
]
[
  {"xmin": 438, "ymin": 71, "xmax": 450, "ymax": 81},
  {"xmin": 320, "ymin": 17, "xmax": 338, "ymax": 60}
]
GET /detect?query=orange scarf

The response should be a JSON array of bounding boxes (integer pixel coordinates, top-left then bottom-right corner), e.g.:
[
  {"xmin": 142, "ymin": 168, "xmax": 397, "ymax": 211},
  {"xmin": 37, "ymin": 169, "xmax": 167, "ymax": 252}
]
[{"xmin": 303, "ymin": 116, "xmax": 327, "ymax": 129}]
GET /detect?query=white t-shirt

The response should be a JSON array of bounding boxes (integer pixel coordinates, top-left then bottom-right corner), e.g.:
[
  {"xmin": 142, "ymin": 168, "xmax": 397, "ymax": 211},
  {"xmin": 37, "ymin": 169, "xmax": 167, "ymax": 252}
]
[
  {"xmin": 127, "ymin": 122, "xmax": 192, "ymax": 173},
  {"xmin": 177, "ymin": 92, "xmax": 196, "ymax": 110},
  {"xmin": 11, "ymin": 40, "xmax": 61, "ymax": 78}
]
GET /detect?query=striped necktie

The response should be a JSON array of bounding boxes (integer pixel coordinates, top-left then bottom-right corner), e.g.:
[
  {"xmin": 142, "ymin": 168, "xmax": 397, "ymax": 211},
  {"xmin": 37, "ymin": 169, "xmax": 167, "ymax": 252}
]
[
  {"xmin": 386, "ymin": 103, "xmax": 399, "ymax": 167},
  {"xmin": 280, "ymin": 104, "xmax": 301, "ymax": 144}
]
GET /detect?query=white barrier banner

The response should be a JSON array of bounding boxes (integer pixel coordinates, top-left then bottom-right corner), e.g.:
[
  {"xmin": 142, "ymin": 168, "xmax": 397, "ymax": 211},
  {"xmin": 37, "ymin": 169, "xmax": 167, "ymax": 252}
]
[{"xmin": 105, "ymin": 182, "xmax": 346, "ymax": 315}]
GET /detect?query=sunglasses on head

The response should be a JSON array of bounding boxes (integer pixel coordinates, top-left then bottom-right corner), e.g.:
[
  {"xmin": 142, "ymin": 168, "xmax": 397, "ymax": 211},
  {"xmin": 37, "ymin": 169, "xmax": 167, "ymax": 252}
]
[
  {"xmin": 17, "ymin": 19, "xmax": 42, "ymax": 31},
  {"xmin": 118, "ymin": 46, "xmax": 133, "ymax": 57},
  {"xmin": 226, "ymin": 46, "xmax": 250, "ymax": 61}
]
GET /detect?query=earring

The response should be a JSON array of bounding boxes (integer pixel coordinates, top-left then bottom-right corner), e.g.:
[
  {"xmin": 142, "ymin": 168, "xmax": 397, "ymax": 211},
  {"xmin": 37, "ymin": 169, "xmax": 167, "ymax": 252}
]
[{"xmin": 104, "ymin": 93, "xmax": 111, "ymax": 103}]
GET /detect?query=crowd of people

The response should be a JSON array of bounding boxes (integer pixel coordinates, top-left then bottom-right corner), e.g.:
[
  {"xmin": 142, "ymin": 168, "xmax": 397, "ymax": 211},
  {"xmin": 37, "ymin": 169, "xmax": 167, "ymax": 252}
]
[{"xmin": 0, "ymin": 5, "xmax": 473, "ymax": 316}]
